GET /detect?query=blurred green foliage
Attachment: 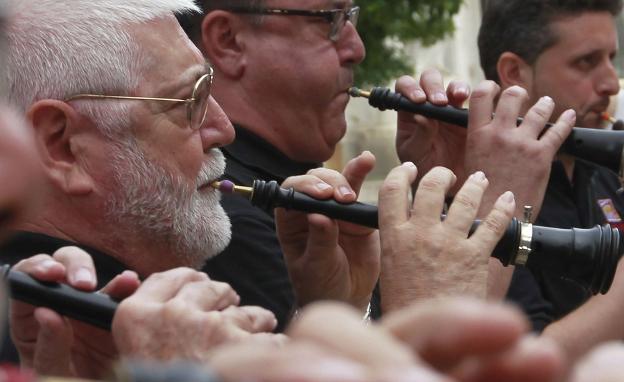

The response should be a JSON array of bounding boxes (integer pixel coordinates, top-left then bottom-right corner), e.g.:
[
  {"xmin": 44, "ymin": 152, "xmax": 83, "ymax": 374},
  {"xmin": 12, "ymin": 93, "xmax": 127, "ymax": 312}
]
[{"xmin": 355, "ymin": 0, "xmax": 464, "ymax": 86}]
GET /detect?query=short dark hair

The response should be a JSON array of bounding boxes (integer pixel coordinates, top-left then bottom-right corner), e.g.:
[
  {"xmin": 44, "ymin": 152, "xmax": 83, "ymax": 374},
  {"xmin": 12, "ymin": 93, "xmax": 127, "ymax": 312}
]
[
  {"xmin": 478, "ymin": 0, "xmax": 623, "ymax": 83},
  {"xmin": 177, "ymin": 0, "xmax": 265, "ymax": 46}
]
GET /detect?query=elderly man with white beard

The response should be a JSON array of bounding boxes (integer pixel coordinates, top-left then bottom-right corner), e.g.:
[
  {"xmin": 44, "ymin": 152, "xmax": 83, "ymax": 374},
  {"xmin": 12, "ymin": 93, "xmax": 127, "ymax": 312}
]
[
  {"xmin": 0, "ymin": 0, "xmax": 282, "ymax": 372},
  {"xmin": 1, "ymin": 0, "xmax": 233, "ymax": 282},
  {"xmin": 0, "ymin": 1, "xmax": 611, "ymax": 382}
]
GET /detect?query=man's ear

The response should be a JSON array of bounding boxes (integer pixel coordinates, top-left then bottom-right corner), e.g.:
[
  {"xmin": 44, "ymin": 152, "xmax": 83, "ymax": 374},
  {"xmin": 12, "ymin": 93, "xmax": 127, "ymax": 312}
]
[
  {"xmin": 497, "ymin": 52, "xmax": 534, "ymax": 90},
  {"xmin": 27, "ymin": 100, "xmax": 95, "ymax": 196},
  {"xmin": 201, "ymin": 11, "xmax": 248, "ymax": 79}
]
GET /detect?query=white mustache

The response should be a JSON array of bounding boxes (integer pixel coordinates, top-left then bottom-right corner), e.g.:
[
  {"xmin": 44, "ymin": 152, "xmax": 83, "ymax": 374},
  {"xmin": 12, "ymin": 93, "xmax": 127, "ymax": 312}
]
[{"xmin": 196, "ymin": 148, "xmax": 226, "ymax": 188}]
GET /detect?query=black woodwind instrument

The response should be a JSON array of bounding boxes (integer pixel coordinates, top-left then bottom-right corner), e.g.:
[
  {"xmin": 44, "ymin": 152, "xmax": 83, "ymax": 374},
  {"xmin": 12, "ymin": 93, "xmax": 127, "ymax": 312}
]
[
  {"xmin": 1, "ymin": 264, "xmax": 117, "ymax": 330},
  {"xmin": 349, "ymin": 87, "xmax": 624, "ymax": 188},
  {"xmin": 213, "ymin": 180, "xmax": 622, "ymax": 295}
]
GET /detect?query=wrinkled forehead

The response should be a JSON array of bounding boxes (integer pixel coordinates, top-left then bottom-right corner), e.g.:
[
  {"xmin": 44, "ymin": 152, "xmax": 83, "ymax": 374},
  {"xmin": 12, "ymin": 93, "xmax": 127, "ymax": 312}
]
[{"xmin": 128, "ymin": 14, "xmax": 205, "ymax": 95}]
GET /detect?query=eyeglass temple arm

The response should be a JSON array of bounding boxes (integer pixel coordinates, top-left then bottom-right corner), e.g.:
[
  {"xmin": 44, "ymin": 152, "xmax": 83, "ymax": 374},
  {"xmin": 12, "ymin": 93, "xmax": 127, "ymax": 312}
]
[{"xmin": 64, "ymin": 94, "xmax": 192, "ymax": 103}]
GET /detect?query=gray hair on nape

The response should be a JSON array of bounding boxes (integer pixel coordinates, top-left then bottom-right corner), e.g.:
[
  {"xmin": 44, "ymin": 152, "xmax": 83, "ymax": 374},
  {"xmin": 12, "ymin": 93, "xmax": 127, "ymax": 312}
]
[{"xmin": 4, "ymin": 0, "xmax": 200, "ymax": 137}]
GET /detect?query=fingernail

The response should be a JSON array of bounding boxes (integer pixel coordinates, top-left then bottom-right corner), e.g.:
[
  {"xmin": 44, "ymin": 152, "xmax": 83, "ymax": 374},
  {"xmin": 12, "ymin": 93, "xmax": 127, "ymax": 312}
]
[
  {"xmin": 432, "ymin": 92, "xmax": 447, "ymax": 103},
  {"xmin": 39, "ymin": 259, "xmax": 57, "ymax": 271},
  {"xmin": 540, "ymin": 96, "xmax": 554, "ymax": 105},
  {"xmin": 562, "ymin": 109, "xmax": 577, "ymax": 123},
  {"xmin": 402, "ymin": 161, "xmax": 416, "ymax": 169},
  {"xmin": 72, "ymin": 267, "xmax": 95, "ymax": 285},
  {"xmin": 500, "ymin": 191, "xmax": 515, "ymax": 204},
  {"xmin": 471, "ymin": 171, "xmax": 486, "ymax": 182},
  {"xmin": 412, "ymin": 89, "xmax": 425, "ymax": 99},
  {"xmin": 316, "ymin": 182, "xmax": 332, "ymax": 191},
  {"xmin": 457, "ymin": 85, "xmax": 470, "ymax": 96},
  {"xmin": 339, "ymin": 186, "xmax": 355, "ymax": 197}
]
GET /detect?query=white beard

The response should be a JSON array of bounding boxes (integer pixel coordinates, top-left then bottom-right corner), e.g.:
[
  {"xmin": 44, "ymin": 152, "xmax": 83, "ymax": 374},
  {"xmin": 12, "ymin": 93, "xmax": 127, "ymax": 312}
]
[{"xmin": 105, "ymin": 138, "xmax": 231, "ymax": 268}]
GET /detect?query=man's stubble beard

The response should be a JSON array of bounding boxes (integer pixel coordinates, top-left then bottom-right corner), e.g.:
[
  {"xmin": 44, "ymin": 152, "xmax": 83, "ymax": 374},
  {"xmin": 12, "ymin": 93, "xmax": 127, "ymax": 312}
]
[{"xmin": 105, "ymin": 138, "xmax": 231, "ymax": 269}]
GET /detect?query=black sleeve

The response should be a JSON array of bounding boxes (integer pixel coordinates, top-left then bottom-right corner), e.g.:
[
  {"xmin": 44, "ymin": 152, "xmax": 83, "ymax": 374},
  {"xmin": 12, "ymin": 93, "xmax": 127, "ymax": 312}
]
[
  {"xmin": 202, "ymin": 194, "xmax": 295, "ymax": 332},
  {"xmin": 505, "ymin": 266, "xmax": 554, "ymax": 333}
]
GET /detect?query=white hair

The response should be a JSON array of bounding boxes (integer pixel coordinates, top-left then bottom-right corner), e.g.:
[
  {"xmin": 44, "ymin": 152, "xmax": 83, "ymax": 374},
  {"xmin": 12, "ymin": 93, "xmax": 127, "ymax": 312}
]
[
  {"xmin": 4, "ymin": 0, "xmax": 200, "ymax": 136},
  {"xmin": 106, "ymin": 138, "xmax": 231, "ymax": 267}
]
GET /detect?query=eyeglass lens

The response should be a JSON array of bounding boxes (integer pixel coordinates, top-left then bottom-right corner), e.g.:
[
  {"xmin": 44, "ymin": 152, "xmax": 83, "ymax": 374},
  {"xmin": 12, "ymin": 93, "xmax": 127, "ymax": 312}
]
[
  {"xmin": 329, "ymin": 7, "xmax": 359, "ymax": 41},
  {"xmin": 190, "ymin": 73, "xmax": 212, "ymax": 130}
]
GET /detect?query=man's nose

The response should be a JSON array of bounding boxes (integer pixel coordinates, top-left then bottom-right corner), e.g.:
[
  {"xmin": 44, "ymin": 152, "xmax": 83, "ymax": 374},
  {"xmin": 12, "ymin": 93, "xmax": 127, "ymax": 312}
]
[
  {"xmin": 199, "ymin": 97, "xmax": 235, "ymax": 152},
  {"xmin": 335, "ymin": 20, "xmax": 366, "ymax": 66},
  {"xmin": 597, "ymin": 60, "xmax": 620, "ymax": 97}
]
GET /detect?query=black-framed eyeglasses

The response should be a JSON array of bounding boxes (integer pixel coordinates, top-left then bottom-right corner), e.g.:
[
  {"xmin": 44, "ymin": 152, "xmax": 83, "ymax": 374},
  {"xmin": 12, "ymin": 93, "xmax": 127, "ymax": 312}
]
[
  {"xmin": 65, "ymin": 66, "xmax": 214, "ymax": 131},
  {"xmin": 225, "ymin": 6, "xmax": 360, "ymax": 42}
]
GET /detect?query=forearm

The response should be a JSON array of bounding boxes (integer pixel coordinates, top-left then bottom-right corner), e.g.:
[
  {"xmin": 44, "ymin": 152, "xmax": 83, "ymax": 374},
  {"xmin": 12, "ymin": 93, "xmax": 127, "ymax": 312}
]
[{"xmin": 542, "ymin": 292, "xmax": 624, "ymax": 365}]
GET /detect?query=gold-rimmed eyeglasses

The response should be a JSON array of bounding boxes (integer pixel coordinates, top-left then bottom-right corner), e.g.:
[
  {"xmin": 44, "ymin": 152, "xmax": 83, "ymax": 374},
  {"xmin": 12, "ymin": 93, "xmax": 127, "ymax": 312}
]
[
  {"xmin": 224, "ymin": 6, "xmax": 360, "ymax": 42},
  {"xmin": 64, "ymin": 66, "xmax": 214, "ymax": 131}
]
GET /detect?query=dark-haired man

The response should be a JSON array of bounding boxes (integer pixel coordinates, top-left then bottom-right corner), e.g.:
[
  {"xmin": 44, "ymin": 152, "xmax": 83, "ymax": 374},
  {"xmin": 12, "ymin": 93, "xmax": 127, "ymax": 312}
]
[
  {"xmin": 397, "ymin": 0, "xmax": 624, "ymax": 363},
  {"xmin": 179, "ymin": 0, "xmax": 575, "ymax": 327},
  {"xmin": 478, "ymin": 0, "xmax": 624, "ymax": 363}
]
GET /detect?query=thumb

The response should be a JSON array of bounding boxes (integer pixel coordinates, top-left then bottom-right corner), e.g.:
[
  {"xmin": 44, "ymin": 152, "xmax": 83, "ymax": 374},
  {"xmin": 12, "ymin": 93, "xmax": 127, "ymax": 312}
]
[
  {"xmin": 33, "ymin": 307, "xmax": 75, "ymax": 377},
  {"xmin": 99, "ymin": 270, "xmax": 141, "ymax": 300}
]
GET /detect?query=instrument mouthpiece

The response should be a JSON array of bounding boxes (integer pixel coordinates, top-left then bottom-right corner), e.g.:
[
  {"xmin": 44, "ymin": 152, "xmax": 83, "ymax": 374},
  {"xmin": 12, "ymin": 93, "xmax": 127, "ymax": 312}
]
[
  {"xmin": 348, "ymin": 87, "xmax": 371, "ymax": 99},
  {"xmin": 212, "ymin": 180, "xmax": 235, "ymax": 194}
]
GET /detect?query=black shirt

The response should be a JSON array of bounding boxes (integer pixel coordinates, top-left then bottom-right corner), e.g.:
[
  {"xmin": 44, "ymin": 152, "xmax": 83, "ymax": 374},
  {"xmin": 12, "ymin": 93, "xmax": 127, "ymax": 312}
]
[
  {"xmin": 202, "ymin": 125, "xmax": 319, "ymax": 331},
  {"xmin": 0, "ymin": 231, "xmax": 129, "ymax": 364},
  {"xmin": 1, "ymin": 231, "xmax": 128, "ymax": 287},
  {"xmin": 506, "ymin": 266, "xmax": 555, "ymax": 332},
  {"xmin": 529, "ymin": 159, "xmax": 624, "ymax": 318}
]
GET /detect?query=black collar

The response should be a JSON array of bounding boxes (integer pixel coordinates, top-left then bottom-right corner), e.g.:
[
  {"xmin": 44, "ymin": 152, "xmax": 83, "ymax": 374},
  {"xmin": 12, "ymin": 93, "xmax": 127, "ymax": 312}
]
[
  {"xmin": 222, "ymin": 124, "xmax": 320, "ymax": 184},
  {"xmin": 0, "ymin": 231, "xmax": 128, "ymax": 288}
]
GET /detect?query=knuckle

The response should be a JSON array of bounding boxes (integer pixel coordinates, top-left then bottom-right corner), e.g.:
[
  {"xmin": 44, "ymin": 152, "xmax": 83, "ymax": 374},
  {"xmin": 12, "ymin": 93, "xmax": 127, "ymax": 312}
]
[
  {"xmin": 396, "ymin": 75, "xmax": 416, "ymax": 90},
  {"xmin": 203, "ymin": 311, "xmax": 225, "ymax": 328},
  {"xmin": 419, "ymin": 177, "xmax": 445, "ymax": 192},
  {"xmin": 15, "ymin": 254, "xmax": 53, "ymax": 269},
  {"xmin": 420, "ymin": 167, "xmax": 454, "ymax": 191},
  {"xmin": 452, "ymin": 193, "xmax": 480, "ymax": 211},
  {"xmin": 115, "ymin": 300, "xmax": 144, "ymax": 325},
  {"xmin": 148, "ymin": 268, "xmax": 206, "ymax": 288},
  {"xmin": 211, "ymin": 281, "xmax": 236, "ymax": 298},
  {"xmin": 174, "ymin": 267, "xmax": 204, "ymax": 281},
  {"xmin": 472, "ymin": 80, "xmax": 499, "ymax": 98},
  {"xmin": 503, "ymin": 85, "xmax": 528, "ymax": 100},
  {"xmin": 307, "ymin": 168, "xmax": 339, "ymax": 179},
  {"xmin": 162, "ymin": 299, "xmax": 186, "ymax": 319},
  {"xmin": 52, "ymin": 246, "xmax": 89, "ymax": 262},
  {"xmin": 236, "ymin": 308, "xmax": 257, "ymax": 327},
  {"xmin": 543, "ymin": 128, "xmax": 567, "ymax": 148},
  {"xmin": 482, "ymin": 214, "xmax": 507, "ymax": 234},
  {"xmin": 380, "ymin": 179, "xmax": 404, "ymax": 195},
  {"xmin": 281, "ymin": 174, "xmax": 306, "ymax": 188},
  {"xmin": 529, "ymin": 105, "xmax": 551, "ymax": 121}
]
